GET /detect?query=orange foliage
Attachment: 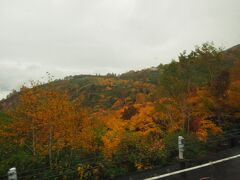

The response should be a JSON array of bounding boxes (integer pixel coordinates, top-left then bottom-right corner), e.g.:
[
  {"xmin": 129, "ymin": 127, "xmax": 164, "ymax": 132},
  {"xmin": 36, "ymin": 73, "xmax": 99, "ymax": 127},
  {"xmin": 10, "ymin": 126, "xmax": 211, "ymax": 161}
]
[
  {"xmin": 101, "ymin": 111, "xmax": 126, "ymax": 158},
  {"xmin": 186, "ymin": 88, "xmax": 222, "ymax": 140},
  {"xmin": 186, "ymin": 88, "xmax": 214, "ymax": 119},
  {"xmin": 156, "ymin": 98, "xmax": 185, "ymax": 133},
  {"xmin": 8, "ymin": 85, "xmax": 78, "ymax": 155},
  {"xmin": 129, "ymin": 103, "xmax": 161, "ymax": 137},
  {"xmin": 196, "ymin": 119, "xmax": 222, "ymax": 142}
]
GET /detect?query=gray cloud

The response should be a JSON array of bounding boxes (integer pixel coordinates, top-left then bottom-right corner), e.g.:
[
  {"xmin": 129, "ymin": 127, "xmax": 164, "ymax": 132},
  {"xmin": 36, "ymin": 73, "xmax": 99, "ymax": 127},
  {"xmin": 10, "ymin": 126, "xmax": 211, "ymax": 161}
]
[{"xmin": 0, "ymin": 0, "xmax": 240, "ymax": 99}]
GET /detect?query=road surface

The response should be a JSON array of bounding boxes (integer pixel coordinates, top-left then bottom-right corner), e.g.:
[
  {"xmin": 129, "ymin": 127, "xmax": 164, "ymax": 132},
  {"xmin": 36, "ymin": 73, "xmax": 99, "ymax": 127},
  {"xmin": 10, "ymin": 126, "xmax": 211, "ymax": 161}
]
[{"xmin": 116, "ymin": 146, "xmax": 240, "ymax": 180}]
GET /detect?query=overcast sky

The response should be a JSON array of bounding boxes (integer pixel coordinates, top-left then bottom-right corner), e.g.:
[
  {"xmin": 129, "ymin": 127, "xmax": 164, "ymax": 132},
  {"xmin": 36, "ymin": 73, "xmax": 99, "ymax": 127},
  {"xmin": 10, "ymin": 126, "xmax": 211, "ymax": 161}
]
[{"xmin": 0, "ymin": 0, "xmax": 240, "ymax": 99}]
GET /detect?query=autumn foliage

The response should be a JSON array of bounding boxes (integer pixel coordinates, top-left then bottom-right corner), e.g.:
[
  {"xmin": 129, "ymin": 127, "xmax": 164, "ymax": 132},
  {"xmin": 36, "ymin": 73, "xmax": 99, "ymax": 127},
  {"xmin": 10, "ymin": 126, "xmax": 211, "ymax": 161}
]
[{"xmin": 0, "ymin": 43, "xmax": 240, "ymax": 178}]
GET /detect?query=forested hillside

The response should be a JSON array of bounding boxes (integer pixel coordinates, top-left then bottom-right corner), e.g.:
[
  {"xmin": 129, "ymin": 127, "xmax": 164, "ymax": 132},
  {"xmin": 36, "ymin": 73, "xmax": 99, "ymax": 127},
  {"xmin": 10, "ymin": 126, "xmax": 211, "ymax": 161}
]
[{"xmin": 0, "ymin": 43, "xmax": 240, "ymax": 179}]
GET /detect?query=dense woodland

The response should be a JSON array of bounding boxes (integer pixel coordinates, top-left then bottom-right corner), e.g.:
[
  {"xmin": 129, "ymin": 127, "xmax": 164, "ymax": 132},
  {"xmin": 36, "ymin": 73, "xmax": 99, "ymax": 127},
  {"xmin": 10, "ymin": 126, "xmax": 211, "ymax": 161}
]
[{"xmin": 0, "ymin": 43, "xmax": 240, "ymax": 179}]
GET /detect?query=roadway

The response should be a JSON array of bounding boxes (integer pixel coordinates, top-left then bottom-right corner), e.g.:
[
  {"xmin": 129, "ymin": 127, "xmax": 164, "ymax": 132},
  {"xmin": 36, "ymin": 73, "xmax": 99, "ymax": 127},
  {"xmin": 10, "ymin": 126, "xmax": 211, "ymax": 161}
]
[{"xmin": 116, "ymin": 146, "xmax": 240, "ymax": 180}]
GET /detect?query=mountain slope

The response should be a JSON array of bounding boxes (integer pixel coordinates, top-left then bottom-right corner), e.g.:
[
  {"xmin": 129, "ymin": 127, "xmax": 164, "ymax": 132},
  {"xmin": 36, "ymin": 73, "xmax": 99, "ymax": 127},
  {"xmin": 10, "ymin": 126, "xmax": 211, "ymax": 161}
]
[{"xmin": 1, "ymin": 43, "xmax": 240, "ymax": 111}]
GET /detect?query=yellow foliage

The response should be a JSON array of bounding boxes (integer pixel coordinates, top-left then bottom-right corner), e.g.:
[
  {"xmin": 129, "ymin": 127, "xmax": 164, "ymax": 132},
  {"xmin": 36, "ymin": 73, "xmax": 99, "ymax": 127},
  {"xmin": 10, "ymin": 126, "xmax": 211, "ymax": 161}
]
[
  {"xmin": 8, "ymin": 86, "xmax": 82, "ymax": 155},
  {"xmin": 129, "ymin": 103, "xmax": 160, "ymax": 137},
  {"xmin": 100, "ymin": 111, "xmax": 126, "ymax": 158}
]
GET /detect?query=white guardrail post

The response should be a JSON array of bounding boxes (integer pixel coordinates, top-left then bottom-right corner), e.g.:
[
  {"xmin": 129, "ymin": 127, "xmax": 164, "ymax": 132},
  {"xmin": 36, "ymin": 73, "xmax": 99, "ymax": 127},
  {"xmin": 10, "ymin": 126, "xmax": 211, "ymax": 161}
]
[
  {"xmin": 178, "ymin": 136, "xmax": 184, "ymax": 160},
  {"xmin": 8, "ymin": 167, "xmax": 17, "ymax": 180}
]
